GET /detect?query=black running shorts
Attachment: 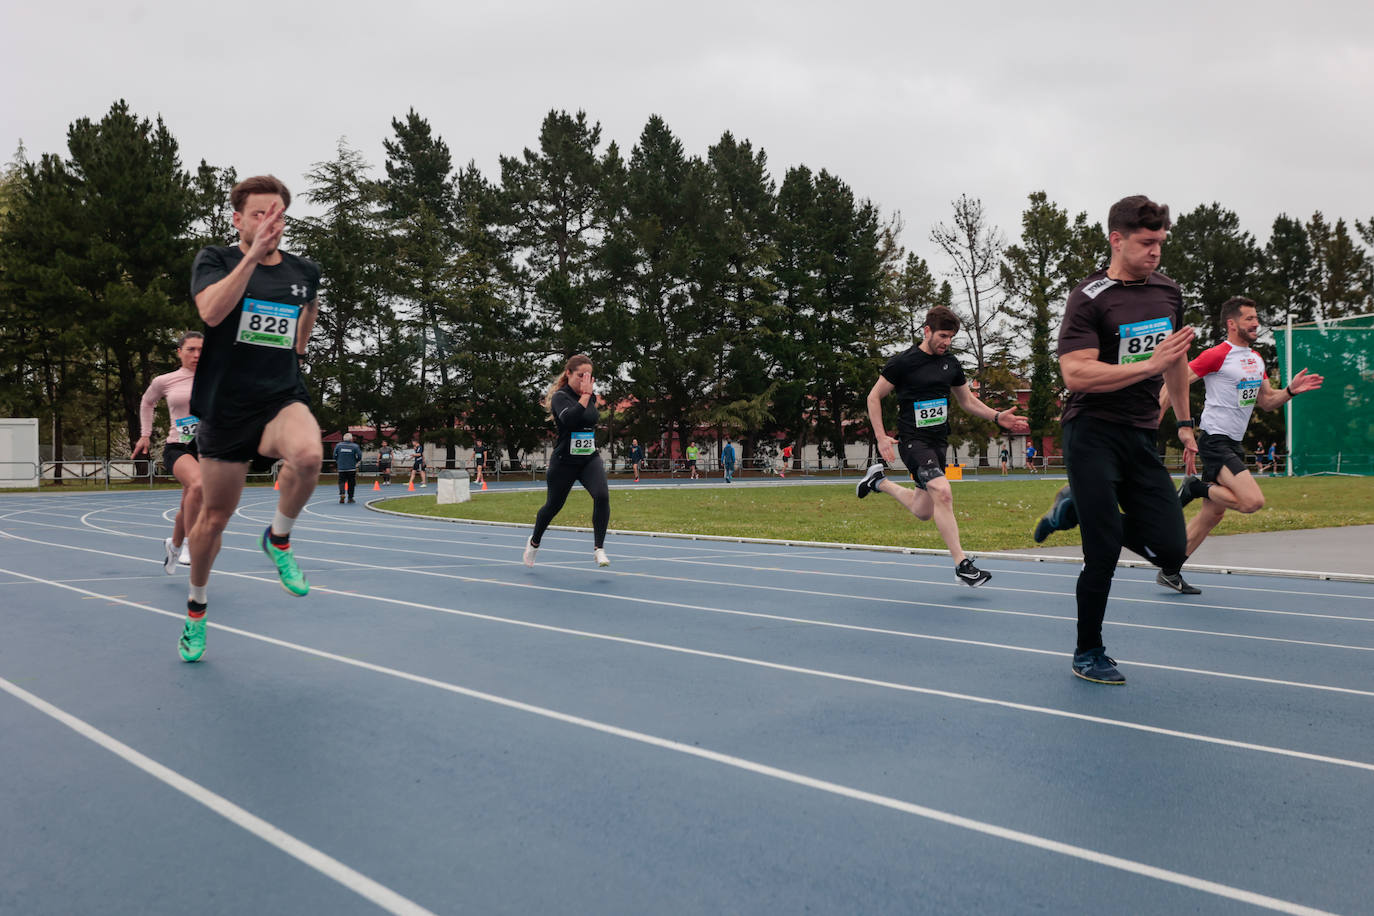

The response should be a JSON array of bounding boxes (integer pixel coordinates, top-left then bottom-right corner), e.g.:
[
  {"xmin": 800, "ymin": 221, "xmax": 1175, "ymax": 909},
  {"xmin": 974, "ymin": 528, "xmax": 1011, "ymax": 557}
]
[
  {"xmin": 196, "ymin": 398, "xmax": 307, "ymax": 464},
  {"xmin": 162, "ymin": 441, "xmax": 199, "ymax": 476},
  {"xmin": 1197, "ymin": 431, "xmax": 1248, "ymax": 484},
  {"xmin": 898, "ymin": 439, "xmax": 947, "ymax": 490}
]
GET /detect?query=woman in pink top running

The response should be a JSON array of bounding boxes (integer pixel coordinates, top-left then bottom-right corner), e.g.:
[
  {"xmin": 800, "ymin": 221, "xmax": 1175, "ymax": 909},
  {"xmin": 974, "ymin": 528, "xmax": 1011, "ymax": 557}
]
[{"xmin": 133, "ymin": 332, "xmax": 205, "ymax": 574}]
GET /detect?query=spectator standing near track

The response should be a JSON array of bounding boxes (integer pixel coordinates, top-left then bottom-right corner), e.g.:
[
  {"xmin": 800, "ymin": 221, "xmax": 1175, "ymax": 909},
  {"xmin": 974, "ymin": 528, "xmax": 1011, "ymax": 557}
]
[
  {"xmin": 1031, "ymin": 195, "xmax": 1197, "ymax": 685},
  {"xmin": 629, "ymin": 438, "xmax": 644, "ymax": 482},
  {"xmin": 179, "ymin": 175, "xmax": 323, "ymax": 663},
  {"xmin": 721, "ymin": 439, "xmax": 736, "ymax": 483},
  {"xmin": 687, "ymin": 442, "xmax": 700, "ymax": 479},
  {"xmin": 857, "ymin": 305, "xmax": 1029, "ymax": 587},
  {"xmin": 473, "ymin": 439, "xmax": 487, "ymax": 487},
  {"xmin": 1253, "ymin": 440, "xmax": 1266, "ymax": 474},
  {"xmin": 407, "ymin": 437, "xmax": 427, "ymax": 488},
  {"xmin": 1025, "ymin": 441, "xmax": 1037, "ymax": 472},
  {"xmin": 780, "ymin": 444, "xmax": 793, "ymax": 478},
  {"xmin": 999, "ymin": 445, "xmax": 1009, "ymax": 476},
  {"xmin": 133, "ymin": 331, "xmax": 204, "ymax": 574},
  {"xmin": 523, "ymin": 354, "xmax": 612, "ymax": 568},
  {"xmin": 377, "ymin": 441, "xmax": 393, "ymax": 485},
  {"xmin": 1267, "ymin": 441, "xmax": 1278, "ymax": 476},
  {"xmin": 333, "ymin": 433, "xmax": 362, "ymax": 503},
  {"xmin": 1166, "ymin": 296, "xmax": 1323, "ymax": 562}
]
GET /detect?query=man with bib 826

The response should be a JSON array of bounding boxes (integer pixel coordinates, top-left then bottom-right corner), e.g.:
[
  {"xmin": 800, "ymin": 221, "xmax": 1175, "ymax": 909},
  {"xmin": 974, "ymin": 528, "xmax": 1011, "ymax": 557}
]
[
  {"xmin": 523, "ymin": 354, "xmax": 612, "ymax": 569},
  {"xmin": 1164, "ymin": 296, "xmax": 1322, "ymax": 567},
  {"xmin": 1032, "ymin": 195, "xmax": 1197, "ymax": 685},
  {"xmin": 177, "ymin": 175, "xmax": 324, "ymax": 663},
  {"xmin": 856, "ymin": 305, "xmax": 1029, "ymax": 587}
]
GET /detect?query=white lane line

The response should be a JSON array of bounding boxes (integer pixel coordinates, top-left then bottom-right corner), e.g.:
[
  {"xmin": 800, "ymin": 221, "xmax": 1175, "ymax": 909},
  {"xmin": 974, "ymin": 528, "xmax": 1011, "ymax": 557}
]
[
  {"xmin": 7, "ymin": 523, "xmax": 1374, "ymax": 697},
  {"xmin": 73, "ymin": 499, "xmax": 1374, "ymax": 603},
  {"xmin": 0, "ymin": 675, "xmax": 438, "ymax": 916},
  {"xmin": 361, "ymin": 503, "xmax": 1374, "ymax": 585},
  {"xmin": 7, "ymin": 561, "xmax": 1374, "ymax": 769},
  {"xmin": 63, "ymin": 510, "xmax": 1374, "ymax": 632},
  {"xmin": 0, "ymin": 573, "xmax": 1341, "ymax": 916}
]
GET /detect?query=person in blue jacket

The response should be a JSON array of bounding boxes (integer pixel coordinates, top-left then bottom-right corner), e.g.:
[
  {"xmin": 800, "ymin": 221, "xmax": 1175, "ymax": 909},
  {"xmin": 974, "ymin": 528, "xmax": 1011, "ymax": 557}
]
[
  {"xmin": 721, "ymin": 439, "xmax": 736, "ymax": 483},
  {"xmin": 333, "ymin": 433, "xmax": 363, "ymax": 503},
  {"xmin": 524, "ymin": 354, "xmax": 611, "ymax": 568}
]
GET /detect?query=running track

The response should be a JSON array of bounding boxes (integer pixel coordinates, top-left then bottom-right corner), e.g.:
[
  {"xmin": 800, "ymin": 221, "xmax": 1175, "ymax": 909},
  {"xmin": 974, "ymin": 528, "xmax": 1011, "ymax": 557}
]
[{"xmin": 2, "ymin": 485, "xmax": 1371, "ymax": 915}]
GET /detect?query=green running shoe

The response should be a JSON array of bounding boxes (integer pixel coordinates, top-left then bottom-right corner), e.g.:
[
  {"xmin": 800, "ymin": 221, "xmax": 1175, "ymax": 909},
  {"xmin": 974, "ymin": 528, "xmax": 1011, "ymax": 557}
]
[
  {"xmin": 179, "ymin": 615, "xmax": 207, "ymax": 662},
  {"xmin": 261, "ymin": 527, "xmax": 310, "ymax": 596}
]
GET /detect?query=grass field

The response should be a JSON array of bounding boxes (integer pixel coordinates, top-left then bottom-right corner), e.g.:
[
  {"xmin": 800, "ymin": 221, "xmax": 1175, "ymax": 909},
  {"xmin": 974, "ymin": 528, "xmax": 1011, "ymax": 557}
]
[{"xmin": 371, "ymin": 476, "xmax": 1374, "ymax": 551}]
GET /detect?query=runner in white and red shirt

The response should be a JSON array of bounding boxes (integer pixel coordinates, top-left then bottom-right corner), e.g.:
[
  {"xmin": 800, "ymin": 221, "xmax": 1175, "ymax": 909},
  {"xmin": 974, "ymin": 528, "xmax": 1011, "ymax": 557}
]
[
  {"xmin": 1163, "ymin": 296, "xmax": 1322, "ymax": 557},
  {"xmin": 133, "ymin": 331, "xmax": 204, "ymax": 574}
]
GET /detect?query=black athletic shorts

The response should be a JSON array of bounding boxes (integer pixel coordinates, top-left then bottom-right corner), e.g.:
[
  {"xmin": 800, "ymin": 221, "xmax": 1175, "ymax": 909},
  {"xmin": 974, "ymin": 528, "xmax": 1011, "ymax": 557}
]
[
  {"xmin": 162, "ymin": 441, "xmax": 199, "ymax": 476},
  {"xmin": 898, "ymin": 438, "xmax": 947, "ymax": 490},
  {"xmin": 196, "ymin": 398, "xmax": 307, "ymax": 464},
  {"xmin": 1198, "ymin": 431, "xmax": 1248, "ymax": 483}
]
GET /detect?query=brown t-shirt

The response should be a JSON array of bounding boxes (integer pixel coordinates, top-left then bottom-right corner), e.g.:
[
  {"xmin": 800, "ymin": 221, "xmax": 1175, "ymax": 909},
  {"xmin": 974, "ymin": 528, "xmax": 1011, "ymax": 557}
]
[{"xmin": 1056, "ymin": 269, "xmax": 1184, "ymax": 429}]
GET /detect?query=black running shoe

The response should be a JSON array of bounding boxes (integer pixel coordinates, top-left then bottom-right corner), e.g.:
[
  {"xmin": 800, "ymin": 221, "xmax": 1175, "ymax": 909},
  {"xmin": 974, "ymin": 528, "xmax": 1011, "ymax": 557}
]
[
  {"xmin": 856, "ymin": 463, "xmax": 886, "ymax": 499},
  {"xmin": 1178, "ymin": 475, "xmax": 1208, "ymax": 508},
  {"xmin": 1033, "ymin": 485, "xmax": 1077, "ymax": 543},
  {"xmin": 1072, "ymin": 647, "xmax": 1125, "ymax": 684},
  {"xmin": 1157, "ymin": 570, "xmax": 1201, "ymax": 594},
  {"xmin": 955, "ymin": 558, "xmax": 991, "ymax": 587}
]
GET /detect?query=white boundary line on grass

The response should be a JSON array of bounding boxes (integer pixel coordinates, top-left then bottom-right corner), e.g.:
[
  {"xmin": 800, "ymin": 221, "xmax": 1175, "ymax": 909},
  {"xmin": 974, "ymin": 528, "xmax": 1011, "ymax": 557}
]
[{"xmin": 363, "ymin": 500, "xmax": 1374, "ymax": 584}]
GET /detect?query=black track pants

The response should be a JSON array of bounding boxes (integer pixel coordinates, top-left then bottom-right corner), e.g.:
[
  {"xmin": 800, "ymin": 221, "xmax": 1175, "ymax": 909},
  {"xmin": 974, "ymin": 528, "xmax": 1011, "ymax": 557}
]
[
  {"xmin": 531, "ymin": 454, "xmax": 610, "ymax": 548},
  {"xmin": 1063, "ymin": 418, "xmax": 1187, "ymax": 652}
]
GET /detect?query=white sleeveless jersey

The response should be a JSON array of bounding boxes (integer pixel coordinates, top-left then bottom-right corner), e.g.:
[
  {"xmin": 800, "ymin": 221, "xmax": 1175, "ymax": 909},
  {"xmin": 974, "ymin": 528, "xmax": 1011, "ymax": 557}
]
[{"xmin": 1190, "ymin": 342, "xmax": 1265, "ymax": 441}]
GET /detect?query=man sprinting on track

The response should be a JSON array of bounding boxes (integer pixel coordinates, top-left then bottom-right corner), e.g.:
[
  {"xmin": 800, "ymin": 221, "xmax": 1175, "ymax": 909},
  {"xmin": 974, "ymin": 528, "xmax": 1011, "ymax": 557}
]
[
  {"xmin": 179, "ymin": 174, "xmax": 323, "ymax": 663},
  {"xmin": 133, "ymin": 331, "xmax": 204, "ymax": 574},
  {"xmin": 1165, "ymin": 296, "xmax": 1322, "ymax": 560},
  {"xmin": 523, "ymin": 354, "xmax": 612, "ymax": 568},
  {"xmin": 1031, "ymin": 195, "xmax": 1197, "ymax": 685},
  {"xmin": 857, "ymin": 305, "xmax": 1029, "ymax": 587}
]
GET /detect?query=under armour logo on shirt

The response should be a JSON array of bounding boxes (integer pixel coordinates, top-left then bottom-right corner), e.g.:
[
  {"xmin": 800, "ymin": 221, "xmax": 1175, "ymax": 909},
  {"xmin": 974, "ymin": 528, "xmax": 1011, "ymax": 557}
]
[{"xmin": 291, "ymin": 284, "xmax": 308, "ymax": 298}]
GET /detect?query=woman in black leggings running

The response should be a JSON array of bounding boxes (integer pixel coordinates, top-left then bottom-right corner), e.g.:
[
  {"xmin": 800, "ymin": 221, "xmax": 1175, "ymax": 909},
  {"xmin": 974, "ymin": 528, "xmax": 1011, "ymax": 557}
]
[{"xmin": 524, "ymin": 354, "xmax": 611, "ymax": 567}]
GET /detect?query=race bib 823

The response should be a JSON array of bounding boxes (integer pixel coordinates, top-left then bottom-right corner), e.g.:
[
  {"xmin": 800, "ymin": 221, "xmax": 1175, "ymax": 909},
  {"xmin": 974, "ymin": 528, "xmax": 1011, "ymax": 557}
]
[
  {"xmin": 237, "ymin": 299, "xmax": 300, "ymax": 348},
  {"xmin": 1237, "ymin": 378, "xmax": 1261, "ymax": 408}
]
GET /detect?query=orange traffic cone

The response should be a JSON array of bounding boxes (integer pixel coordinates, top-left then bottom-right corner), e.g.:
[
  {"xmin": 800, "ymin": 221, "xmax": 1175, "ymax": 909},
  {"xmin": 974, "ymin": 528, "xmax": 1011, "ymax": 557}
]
[
  {"xmin": 408, "ymin": 481, "xmax": 415, "ymax": 492},
  {"xmin": 273, "ymin": 478, "xmax": 279, "ymax": 490},
  {"xmin": 481, "ymin": 481, "xmax": 487, "ymax": 491},
  {"xmin": 373, "ymin": 480, "xmax": 381, "ymax": 491}
]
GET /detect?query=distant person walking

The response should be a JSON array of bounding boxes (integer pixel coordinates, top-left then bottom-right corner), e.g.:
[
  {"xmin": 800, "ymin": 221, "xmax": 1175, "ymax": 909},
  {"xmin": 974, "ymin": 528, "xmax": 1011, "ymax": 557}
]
[
  {"xmin": 333, "ymin": 433, "xmax": 362, "ymax": 503},
  {"xmin": 629, "ymin": 438, "xmax": 644, "ymax": 482},
  {"xmin": 721, "ymin": 440, "xmax": 736, "ymax": 483},
  {"xmin": 473, "ymin": 439, "xmax": 487, "ymax": 487},
  {"xmin": 687, "ymin": 442, "xmax": 700, "ymax": 479},
  {"xmin": 407, "ymin": 438, "xmax": 427, "ymax": 488},
  {"xmin": 377, "ymin": 441, "xmax": 393, "ymax": 485}
]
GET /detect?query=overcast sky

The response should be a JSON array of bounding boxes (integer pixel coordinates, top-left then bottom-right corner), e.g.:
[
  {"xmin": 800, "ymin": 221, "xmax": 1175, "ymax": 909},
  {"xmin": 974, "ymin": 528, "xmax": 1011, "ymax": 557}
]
[{"xmin": 4, "ymin": 0, "xmax": 1372, "ymax": 267}]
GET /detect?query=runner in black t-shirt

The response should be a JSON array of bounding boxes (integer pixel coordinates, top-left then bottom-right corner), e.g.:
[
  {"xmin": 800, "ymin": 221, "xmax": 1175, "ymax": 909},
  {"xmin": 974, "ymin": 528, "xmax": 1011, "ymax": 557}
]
[
  {"xmin": 856, "ymin": 306, "xmax": 1029, "ymax": 587},
  {"xmin": 472, "ymin": 439, "xmax": 487, "ymax": 488},
  {"xmin": 523, "ymin": 354, "xmax": 612, "ymax": 568},
  {"xmin": 1032, "ymin": 195, "xmax": 1197, "ymax": 685},
  {"xmin": 175, "ymin": 175, "xmax": 324, "ymax": 663}
]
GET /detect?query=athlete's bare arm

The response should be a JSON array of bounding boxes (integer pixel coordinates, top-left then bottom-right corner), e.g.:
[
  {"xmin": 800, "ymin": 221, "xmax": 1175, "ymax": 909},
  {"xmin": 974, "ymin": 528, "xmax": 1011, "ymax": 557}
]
[{"xmin": 1059, "ymin": 326, "xmax": 1194, "ymax": 394}]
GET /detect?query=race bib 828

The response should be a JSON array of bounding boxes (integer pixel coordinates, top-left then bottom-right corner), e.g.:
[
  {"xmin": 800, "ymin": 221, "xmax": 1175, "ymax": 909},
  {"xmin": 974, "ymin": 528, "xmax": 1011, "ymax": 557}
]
[{"xmin": 237, "ymin": 299, "xmax": 300, "ymax": 349}]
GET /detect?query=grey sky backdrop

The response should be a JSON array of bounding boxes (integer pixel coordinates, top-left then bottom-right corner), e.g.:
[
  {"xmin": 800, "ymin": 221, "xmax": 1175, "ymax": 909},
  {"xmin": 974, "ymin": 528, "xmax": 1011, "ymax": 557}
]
[{"xmin": 4, "ymin": 0, "xmax": 1372, "ymax": 268}]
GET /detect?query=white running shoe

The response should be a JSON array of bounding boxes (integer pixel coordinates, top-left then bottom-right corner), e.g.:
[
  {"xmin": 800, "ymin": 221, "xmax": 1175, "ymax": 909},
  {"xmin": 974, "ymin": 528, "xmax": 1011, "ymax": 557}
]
[
  {"xmin": 594, "ymin": 548, "xmax": 610, "ymax": 568},
  {"xmin": 523, "ymin": 538, "xmax": 538, "ymax": 567},
  {"xmin": 162, "ymin": 537, "xmax": 177, "ymax": 575},
  {"xmin": 178, "ymin": 542, "xmax": 191, "ymax": 566}
]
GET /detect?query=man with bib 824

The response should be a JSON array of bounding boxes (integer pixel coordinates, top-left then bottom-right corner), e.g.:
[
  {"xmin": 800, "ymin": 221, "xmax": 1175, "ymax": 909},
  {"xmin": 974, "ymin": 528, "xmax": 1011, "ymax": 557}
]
[
  {"xmin": 177, "ymin": 175, "xmax": 324, "ymax": 663},
  {"xmin": 857, "ymin": 305, "xmax": 1029, "ymax": 588}
]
